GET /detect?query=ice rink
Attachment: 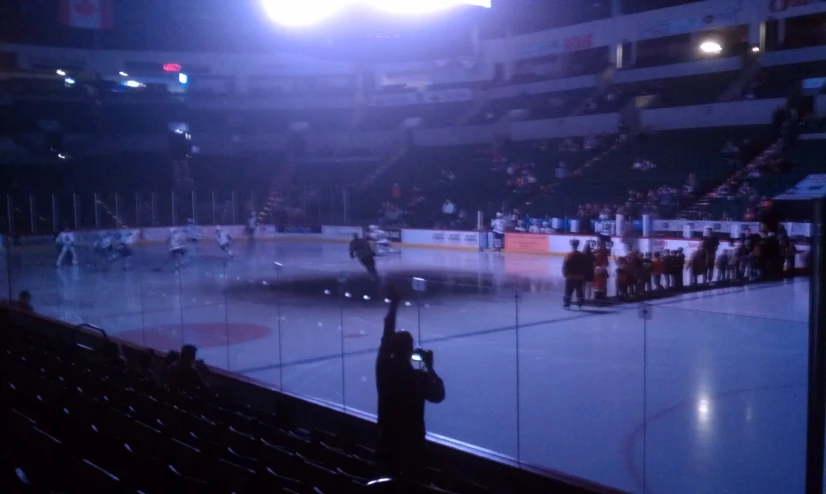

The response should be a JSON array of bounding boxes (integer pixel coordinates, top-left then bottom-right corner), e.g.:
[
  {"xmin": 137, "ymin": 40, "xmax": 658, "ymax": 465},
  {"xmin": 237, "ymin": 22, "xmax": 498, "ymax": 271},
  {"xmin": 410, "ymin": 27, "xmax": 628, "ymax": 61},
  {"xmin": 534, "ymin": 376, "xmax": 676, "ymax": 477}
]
[{"xmin": 1, "ymin": 240, "xmax": 812, "ymax": 494}]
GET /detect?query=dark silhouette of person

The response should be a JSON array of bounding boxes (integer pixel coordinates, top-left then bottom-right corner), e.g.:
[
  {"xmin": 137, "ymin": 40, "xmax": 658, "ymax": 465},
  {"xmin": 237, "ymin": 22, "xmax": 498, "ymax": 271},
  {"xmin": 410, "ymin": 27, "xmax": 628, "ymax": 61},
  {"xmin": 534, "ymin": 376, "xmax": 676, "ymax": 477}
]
[
  {"xmin": 14, "ymin": 290, "xmax": 34, "ymax": 312},
  {"xmin": 350, "ymin": 233, "xmax": 378, "ymax": 279},
  {"xmin": 562, "ymin": 239, "xmax": 588, "ymax": 309},
  {"xmin": 164, "ymin": 344, "xmax": 209, "ymax": 393},
  {"xmin": 376, "ymin": 286, "xmax": 445, "ymax": 479}
]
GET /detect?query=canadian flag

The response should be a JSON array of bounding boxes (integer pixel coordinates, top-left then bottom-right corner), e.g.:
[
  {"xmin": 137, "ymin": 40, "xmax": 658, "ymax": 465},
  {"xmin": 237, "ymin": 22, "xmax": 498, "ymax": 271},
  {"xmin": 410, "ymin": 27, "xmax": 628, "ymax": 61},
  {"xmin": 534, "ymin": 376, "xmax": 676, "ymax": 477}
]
[{"xmin": 59, "ymin": 0, "xmax": 113, "ymax": 30}]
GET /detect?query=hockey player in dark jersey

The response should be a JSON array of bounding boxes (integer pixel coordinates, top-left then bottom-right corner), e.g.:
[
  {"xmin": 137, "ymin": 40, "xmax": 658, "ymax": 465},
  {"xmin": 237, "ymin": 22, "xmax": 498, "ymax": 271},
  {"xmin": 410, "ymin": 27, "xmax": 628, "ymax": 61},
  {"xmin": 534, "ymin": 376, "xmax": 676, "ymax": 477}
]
[
  {"xmin": 701, "ymin": 227, "xmax": 720, "ymax": 282},
  {"xmin": 350, "ymin": 233, "xmax": 379, "ymax": 279},
  {"xmin": 562, "ymin": 239, "xmax": 589, "ymax": 309}
]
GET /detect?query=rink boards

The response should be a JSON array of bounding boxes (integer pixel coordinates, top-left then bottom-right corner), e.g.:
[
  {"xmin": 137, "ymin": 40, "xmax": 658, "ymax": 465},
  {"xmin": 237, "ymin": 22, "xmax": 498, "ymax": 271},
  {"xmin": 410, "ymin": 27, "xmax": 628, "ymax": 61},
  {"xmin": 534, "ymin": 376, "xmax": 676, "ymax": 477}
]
[{"xmin": 0, "ymin": 224, "xmax": 812, "ymax": 264}]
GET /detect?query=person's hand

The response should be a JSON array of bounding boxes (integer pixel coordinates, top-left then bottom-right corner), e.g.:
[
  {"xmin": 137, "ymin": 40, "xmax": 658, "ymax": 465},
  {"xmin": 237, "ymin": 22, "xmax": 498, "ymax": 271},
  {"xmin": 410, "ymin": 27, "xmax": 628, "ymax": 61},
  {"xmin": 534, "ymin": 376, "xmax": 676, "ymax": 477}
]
[{"xmin": 422, "ymin": 350, "xmax": 434, "ymax": 370}]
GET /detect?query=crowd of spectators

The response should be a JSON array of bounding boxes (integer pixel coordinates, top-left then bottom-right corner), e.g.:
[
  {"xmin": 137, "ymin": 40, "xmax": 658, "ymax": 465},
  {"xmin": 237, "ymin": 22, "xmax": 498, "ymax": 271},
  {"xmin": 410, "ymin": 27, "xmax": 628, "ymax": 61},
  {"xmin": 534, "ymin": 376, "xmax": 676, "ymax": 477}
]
[
  {"xmin": 561, "ymin": 220, "xmax": 799, "ymax": 307},
  {"xmin": 371, "ymin": 104, "xmax": 805, "ymax": 230},
  {"xmin": 631, "ymin": 156, "xmax": 657, "ymax": 171},
  {"xmin": 571, "ymin": 174, "xmax": 695, "ymax": 228}
]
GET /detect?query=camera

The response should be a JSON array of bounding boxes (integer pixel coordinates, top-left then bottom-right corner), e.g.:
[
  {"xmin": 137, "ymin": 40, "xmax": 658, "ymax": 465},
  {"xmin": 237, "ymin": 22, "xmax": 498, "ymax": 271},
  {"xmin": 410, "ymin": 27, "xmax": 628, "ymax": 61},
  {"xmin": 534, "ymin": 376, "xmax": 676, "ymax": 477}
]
[{"xmin": 411, "ymin": 348, "xmax": 433, "ymax": 364}]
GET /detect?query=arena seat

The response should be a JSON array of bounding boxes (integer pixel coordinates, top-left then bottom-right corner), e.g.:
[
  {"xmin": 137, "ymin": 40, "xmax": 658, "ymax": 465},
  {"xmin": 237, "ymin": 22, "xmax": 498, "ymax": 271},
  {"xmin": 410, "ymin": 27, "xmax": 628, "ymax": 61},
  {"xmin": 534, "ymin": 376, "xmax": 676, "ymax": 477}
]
[
  {"xmin": 541, "ymin": 126, "xmax": 774, "ymax": 218},
  {"xmin": 1, "ymin": 314, "xmax": 515, "ymax": 494}
]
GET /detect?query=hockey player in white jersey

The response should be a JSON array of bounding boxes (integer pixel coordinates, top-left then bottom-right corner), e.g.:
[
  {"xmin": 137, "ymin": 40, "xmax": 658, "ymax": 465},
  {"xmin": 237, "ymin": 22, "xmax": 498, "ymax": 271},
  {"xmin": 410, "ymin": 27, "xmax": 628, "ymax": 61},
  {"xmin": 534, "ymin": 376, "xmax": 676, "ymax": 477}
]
[
  {"xmin": 214, "ymin": 226, "xmax": 234, "ymax": 259},
  {"xmin": 490, "ymin": 213, "xmax": 506, "ymax": 253},
  {"xmin": 368, "ymin": 225, "xmax": 396, "ymax": 256},
  {"xmin": 115, "ymin": 230, "xmax": 136, "ymax": 269},
  {"xmin": 185, "ymin": 218, "xmax": 202, "ymax": 254},
  {"xmin": 94, "ymin": 231, "xmax": 115, "ymax": 262},
  {"xmin": 246, "ymin": 212, "xmax": 257, "ymax": 240},
  {"xmin": 56, "ymin": 227, "xmax": 78, "ymax": 267},
  {"xmin": 167, "ymin": 229, "xmax": 188, "ymax": 271},
  {"xmin": 540, "ymin": 221, "xmax": 553, "ymax": 234}
]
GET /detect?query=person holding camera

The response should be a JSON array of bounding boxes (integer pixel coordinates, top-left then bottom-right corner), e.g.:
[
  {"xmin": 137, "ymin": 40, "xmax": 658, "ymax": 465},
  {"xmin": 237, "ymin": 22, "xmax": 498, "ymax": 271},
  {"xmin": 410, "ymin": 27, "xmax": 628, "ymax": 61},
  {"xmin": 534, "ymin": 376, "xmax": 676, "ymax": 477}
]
[{"xmin": 376, "ymin": 286, "xmax": 445, "ymax": 479}]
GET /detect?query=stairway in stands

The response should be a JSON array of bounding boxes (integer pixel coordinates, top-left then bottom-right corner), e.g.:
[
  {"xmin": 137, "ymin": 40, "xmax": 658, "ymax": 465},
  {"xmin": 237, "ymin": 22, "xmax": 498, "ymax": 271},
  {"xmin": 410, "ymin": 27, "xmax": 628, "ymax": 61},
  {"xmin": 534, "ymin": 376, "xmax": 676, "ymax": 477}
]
[
  {"xmin": 172, "ymin": 159, "xmax": 194, "ymax": 191},
  {"xmin": 568, "ymin": 135, "xmax": 629, "ymax": 177},
  {"xmin": 93, "ymin": 195, "xmax": 131, "ymax": 229},
  {"xmin": 259, "ymin": 161, "xmax": 297, "ymax": 224},
  {"xmin": 355, "ymin": 137, "xmax": 409, "ymax": 191},
  {"xmin": 680, "ymin": 136, "xmax": 785, "ymax": 219}
]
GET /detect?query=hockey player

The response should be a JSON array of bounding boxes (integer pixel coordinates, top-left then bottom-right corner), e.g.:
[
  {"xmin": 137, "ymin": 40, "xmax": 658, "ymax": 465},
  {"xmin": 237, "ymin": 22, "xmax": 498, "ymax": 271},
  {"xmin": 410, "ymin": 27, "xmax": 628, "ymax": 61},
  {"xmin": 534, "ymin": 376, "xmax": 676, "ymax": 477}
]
[
  {"xmin": 349, "ymin": 233, "xmax": 378, "ymax": 279},
  {"xmin": 94, "ymin": 231, "xmax": 114, "ymax": 262},
  {"xmin": 368, "ymin": 225, "xmax": 395, "ymax": 256},
  {"xmin": 246, "ymin": 211, "xmax": 257, "ymax": 240},
  {"xmin": 185, "ymin": 218, "xmax": 202, "ymax": 254},
  {"xmin": 56, "ymin": 227, "xmax": 78, "ymax": 267},
  {"xmin": 490, "ymin": 212, "xmax": 506, "ymax": 253},
  {"xmin": 593, "ymin": 238, "xmax": 610, "ymax": 302},
  {"xmin": 215, "ymin": 226, "xmax": 234, "ymax": 259},
  {"xmin": 702, "ymin": 227, "xmax": 720, "ymax": 282},
  {"xmin": 674, "ymin": 247, "xmax": 686, "ymax": 289},
  {"xmin": 168, "ymin": 228, "xmax": 188, "ymax": 271},
  {"xmin": 115, "ymin": 230, "xmax": 136, "ymax": 270},
  {"xmin": 562, "ymin": 239, "xmax": 588, "ymax": 309}
]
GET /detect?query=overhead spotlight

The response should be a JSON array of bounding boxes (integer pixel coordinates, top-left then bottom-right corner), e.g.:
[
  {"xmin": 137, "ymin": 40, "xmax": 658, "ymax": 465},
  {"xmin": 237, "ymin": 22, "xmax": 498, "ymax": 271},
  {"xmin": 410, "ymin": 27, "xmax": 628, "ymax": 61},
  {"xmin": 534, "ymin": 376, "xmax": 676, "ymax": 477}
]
[
  {"xmin": 118, "ymin": 71, "xmax": 128, "ymax": 76},
  {"xmin": 64, "ymin": 77, "xmax": 76, "ymax": 85},
  {"xmin": 178, "ymin": 73, "xmax": 188, "ymax": 85},
  {"xmin": 751, "ymin": 46, "xmax": 760, "ymax": 53},
  {"xmin": 699, "ymin": 41, "xmax": 723, "ymax": 54},
  {"xmin": 57, "ymin": 153, "xmax": 67, "ymax": 159},
  {"xmin": 56, "ymin": 69, "xmax": 66, "ymax": 76},
  {"xmin": 122, "ymin": 80, "xmax": 145, "ymax": 88},
  {"xmin": 260, "ymin": 0, "xmax": 343, "ymax": 26}
]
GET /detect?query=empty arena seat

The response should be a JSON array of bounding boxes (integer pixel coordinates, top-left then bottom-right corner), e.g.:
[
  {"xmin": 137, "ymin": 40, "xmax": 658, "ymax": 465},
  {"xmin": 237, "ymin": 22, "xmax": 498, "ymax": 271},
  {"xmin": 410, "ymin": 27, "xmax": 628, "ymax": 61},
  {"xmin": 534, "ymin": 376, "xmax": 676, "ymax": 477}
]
[{"xmin": 1, "ymin": 318, "xmax": 493, "ymax": 494}]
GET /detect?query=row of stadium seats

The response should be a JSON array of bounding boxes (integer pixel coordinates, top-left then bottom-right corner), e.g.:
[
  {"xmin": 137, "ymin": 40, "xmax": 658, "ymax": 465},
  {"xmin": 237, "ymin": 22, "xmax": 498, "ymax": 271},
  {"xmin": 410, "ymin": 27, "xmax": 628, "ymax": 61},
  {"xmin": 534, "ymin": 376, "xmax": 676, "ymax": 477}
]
[
  {"xmin": 364, "ymin": 126, "xmax": 780, "ymax": 227},
  {"xmin": 2, "ymin": 69, "xmax": 771, "ymax": 135},
  {"xmin": 531, "ymin": 126, "xmax": 776, "ymax": 218},
  {"xmin": 1, "ymin": 322, "xmax": 493, "ymax": 494}
]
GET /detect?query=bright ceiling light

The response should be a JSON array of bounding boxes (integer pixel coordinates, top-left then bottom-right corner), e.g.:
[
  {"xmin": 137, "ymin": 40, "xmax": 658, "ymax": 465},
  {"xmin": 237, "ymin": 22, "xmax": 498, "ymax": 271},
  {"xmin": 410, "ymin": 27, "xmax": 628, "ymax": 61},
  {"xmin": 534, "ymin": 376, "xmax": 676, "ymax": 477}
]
[
  {"xmin": 56, "ymin": 69, "xmax": 66, "ymax": 76},
  {"xmin": 370, "ymin": 0, "xmax": 489, "ymax": 13},
  {"xmin": 699, "ymin": 41, "xmax": 722, "ymax": 54},
  {"xmin": 123, "ymin": 80, "xmax": 145, "ymax": 88},
  {"xmin": 261, "ymin": 0, "xmax": 489, "ymax": 25},
  {"xmin": 119, "ymin": 71, "xmax": 128, "ymax": 76},
  {"xmin": 751, "ymin": 46, "xmax": 760, "ymax": 53},
  {"xmin": 64, "ymin": 77, "xmax": 76, "ymax": 85},
  {"xmin": 261, "ymin": 0, "xmax": 345, "ymax": 26}
]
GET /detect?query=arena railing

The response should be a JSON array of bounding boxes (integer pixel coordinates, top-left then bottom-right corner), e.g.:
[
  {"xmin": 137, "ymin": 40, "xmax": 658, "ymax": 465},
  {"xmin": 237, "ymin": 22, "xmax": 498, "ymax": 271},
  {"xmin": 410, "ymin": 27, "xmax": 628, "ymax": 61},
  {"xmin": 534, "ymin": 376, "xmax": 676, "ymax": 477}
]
[
  {"xmin": 1, "ymin": 190, "xmax": 818, "ymax": 242},
  {"xmin": 0, "ymin": 189, "xmax": 361, "ymax": 234}
]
